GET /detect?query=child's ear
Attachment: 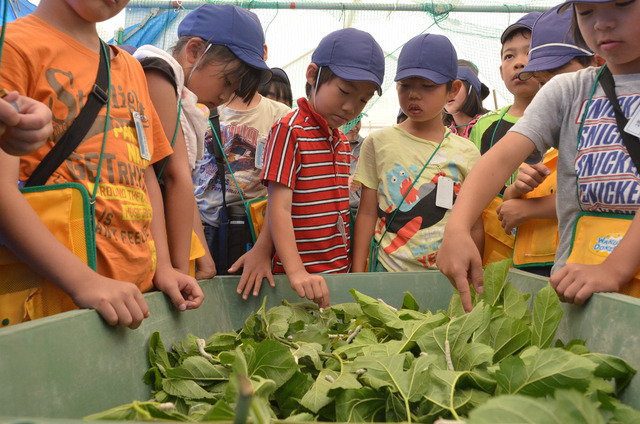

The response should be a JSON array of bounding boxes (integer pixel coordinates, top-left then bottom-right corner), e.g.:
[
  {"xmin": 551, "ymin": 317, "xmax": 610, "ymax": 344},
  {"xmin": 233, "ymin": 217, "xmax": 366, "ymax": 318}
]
[
  {"xmin": 185, "ymin": 38, "xmax": 205, "ymax": 64},
  {"xmin": 306, "ymin": 63, "xmax": 319, "ymax": 87},
  {"xmin": 448, "ymin": 80, "xmax": 463, "ymax": 100}
]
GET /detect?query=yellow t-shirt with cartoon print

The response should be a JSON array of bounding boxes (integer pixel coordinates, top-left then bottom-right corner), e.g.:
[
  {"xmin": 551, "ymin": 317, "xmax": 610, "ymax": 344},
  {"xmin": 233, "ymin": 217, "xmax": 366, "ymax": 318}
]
[{"xmin": 354, "ymin": 125, "xmax": 480, "ymax": 271}]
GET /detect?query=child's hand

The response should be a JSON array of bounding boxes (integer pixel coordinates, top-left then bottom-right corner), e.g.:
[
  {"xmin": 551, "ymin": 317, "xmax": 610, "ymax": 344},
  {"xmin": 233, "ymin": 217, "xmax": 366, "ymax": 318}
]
[
  {"xmin": 436, "ymin": 228, "xmax": 484, "ymax": 313},
  {"xmin": 232, "ymin": 246, "xmax": 276, "ymax": 300},
  {"xmin": 154, "ymin": 267, "xmax": 205, "ymax": 311},
  {"xmin": 0, "ymin": 92, "xmax": 52, "ymax": 156},
  {"xmin": 496, "ymin": 199, "xmax": 528, "ymax": 234},
  {"xmin": 195, "ymin": 252, "xmax": 217, "ymax": 280},
  {"xmin": 550, "ymin": 262, "xmax": 626, "ymax": 305},
  {"xmin": 348, "ymin": 174, "xmax": 360, "ymax": 191},
  {"xmin": 508, "ymin": 162, "xmax": 550, "ymax": 198},
  {"xmin": 288, "ymin": 269, "xmax": 330, "ymax": 308},
  {"xmin": 71, "ymin": 276, "xmax": 150, "ymax": 329}
]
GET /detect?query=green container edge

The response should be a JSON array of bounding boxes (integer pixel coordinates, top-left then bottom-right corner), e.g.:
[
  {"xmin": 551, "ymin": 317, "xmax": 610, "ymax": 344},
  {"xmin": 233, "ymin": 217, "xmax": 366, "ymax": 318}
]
[{"xmin": 1, "ymin": 269, "xmax": 639, "ymax": 423}]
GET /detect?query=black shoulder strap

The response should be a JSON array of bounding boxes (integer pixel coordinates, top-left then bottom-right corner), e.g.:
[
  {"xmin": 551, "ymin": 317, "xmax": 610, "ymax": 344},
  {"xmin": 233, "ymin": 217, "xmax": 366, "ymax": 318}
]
[
  {"xmin": 599, "ymin": 66, "xmax": 640, "ymax": 173},
  {"xmin": 25, "ymin": 41, "xmax": 110, "ymax": 187}
]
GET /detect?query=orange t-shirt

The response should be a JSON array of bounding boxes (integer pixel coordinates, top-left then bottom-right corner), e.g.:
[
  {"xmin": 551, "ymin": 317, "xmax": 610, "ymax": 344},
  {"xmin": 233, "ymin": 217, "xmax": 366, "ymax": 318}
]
[{"xmin": 0, "ymin": 15, "xmax": 172, "ymax": 291}]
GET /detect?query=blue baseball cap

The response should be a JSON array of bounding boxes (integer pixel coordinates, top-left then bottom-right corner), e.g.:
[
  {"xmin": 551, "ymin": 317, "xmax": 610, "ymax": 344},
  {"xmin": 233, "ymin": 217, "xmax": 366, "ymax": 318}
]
[
  {"xmin": 178, "ymin": 4, "xmax": 272, "ymax": 84},
  {"xmin": 395, "ymin": 34, "xmax": 457, "ymax": 84},
  {"xmin": 269, "ymin": 67, "xmax": 290, "ymax": 85},
  {"xmin": 519, "ymin": 5, "xmax": 593, "ymax": 81},
  {"xmin": 558, "ymin": 0, "xmax": 615, "ymax": 13},
  {"xmin": 500, "ymin": 11, "xmax": 543, "ymax": 44},
  {"xmin": 457, "ymin": 66, "xmax": 490, "ymax": 100},
  {"xmin": 312, "ymin": 28, "xmax": 385, "ymax": 95}
]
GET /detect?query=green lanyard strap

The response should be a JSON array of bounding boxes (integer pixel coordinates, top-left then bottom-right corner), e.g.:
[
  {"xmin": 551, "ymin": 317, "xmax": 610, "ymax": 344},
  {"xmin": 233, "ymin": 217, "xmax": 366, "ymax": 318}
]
[{"xmin": 156, "ymin": 98, "xmax": 182, "ymax": 181}]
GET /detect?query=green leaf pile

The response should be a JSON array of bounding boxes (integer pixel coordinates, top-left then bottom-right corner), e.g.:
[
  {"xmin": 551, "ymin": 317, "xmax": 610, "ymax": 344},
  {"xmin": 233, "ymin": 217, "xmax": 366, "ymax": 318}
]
[{"xmin": 86, "ymin": 260, "xmax": 639, "ymax": 423}]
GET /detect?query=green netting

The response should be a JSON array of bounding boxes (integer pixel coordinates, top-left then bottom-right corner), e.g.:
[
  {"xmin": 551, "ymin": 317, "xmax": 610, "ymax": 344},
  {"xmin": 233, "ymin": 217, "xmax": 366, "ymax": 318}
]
[{"xmin": 118, "ymin": 0, "xmax": 560, "ymax": 132}]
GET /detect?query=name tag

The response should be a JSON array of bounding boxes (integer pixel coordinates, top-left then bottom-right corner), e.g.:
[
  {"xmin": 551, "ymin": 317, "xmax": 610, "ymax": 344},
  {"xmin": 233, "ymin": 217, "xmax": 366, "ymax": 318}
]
[
  {"xmin": 624, "ymin": 105, "xmax": 640, "ymax": 138},
  {"xmin": 435, "ymin": 176, "xmax": 454, "ymax": 210},
  {"xmin": 133, "ymin": 111, "xmax": 151, "ymax": 161}
]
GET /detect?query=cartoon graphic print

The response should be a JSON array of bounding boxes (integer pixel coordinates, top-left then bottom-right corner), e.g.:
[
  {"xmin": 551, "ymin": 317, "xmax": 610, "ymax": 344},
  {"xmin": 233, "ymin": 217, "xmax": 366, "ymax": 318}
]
[{"xmin": 377, "ymin": 161, "xmax": 462, "ymax": 267}]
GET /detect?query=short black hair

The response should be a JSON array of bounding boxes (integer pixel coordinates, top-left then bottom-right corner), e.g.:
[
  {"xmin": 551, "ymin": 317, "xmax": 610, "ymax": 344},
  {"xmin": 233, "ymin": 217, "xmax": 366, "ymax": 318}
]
[
  {"xmin": 500, "ymin": 28, "xmax": 531, "ymax": 58},
  {"xmin": 259, "ymin": 73, "xmax": 293, "ymax": 107},
  {"xmin": 172, "ymin": 36, "xmax": 262, "ymax": 103},
  {"xmin": 305, "ymin": 66, "xmax": 338, "ymax": 98},
  {"xmin": 443, "ymin": 81, "xmax": 488, "ymax": 127}
]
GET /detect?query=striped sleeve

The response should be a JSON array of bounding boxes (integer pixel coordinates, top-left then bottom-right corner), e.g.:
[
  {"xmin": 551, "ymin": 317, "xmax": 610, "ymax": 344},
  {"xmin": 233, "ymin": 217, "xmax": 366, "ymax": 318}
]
[{"xmin": 261, "ymin": 111, "xmax": 299, "ymax": 189}]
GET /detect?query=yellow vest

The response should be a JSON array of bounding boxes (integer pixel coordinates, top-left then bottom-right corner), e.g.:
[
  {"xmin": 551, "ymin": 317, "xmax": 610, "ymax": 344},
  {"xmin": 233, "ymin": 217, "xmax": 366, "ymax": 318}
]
[
  {"xmin": 567, "ymin": 212, "xmax": 640, "ymax": 298},
  {"xmin": 512, "ymin": 150, "xmax": 559, "ymax": 268}
]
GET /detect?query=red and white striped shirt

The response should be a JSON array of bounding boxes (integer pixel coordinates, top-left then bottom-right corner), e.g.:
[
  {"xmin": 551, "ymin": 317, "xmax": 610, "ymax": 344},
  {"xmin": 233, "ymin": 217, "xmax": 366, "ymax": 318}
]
[{"xmin": 261, "ymin": 98, "xmax": 351, "ymax": 274}]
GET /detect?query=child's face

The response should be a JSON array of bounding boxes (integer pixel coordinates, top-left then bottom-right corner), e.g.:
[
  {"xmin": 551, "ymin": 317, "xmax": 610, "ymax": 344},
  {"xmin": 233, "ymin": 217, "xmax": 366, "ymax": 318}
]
[
  {"xmin": 63, "ymin": 0, "xmax": 128, "ymax": 23},
  {"xmin": 308, "ymin": 71, "xmax": 376, "ymax": 130},
  {"xmin": 444, "ymin": 82, "xmax": 469, "ymax": 116},
  {"xmin": 575, "ymin": 0, "xmax": 640, "ymax": 74},
  {"xmin": 531, "ymin": 59, "xmax": 588, "ymax": 87},
  {"xmin": 187, "ymin": 61, "xmax": 242, "ymax": 109},
  {"xmin": 499, "ymin": 32, "xmax": 539, "ymax": 99},
  {"xmin": 397, "ymin": 77, "xmax": 456, "ymax": 124}
]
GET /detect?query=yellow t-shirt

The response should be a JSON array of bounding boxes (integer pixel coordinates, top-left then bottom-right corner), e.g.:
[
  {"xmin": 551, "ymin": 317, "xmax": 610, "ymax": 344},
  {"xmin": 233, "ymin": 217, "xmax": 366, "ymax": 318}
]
[{"xmin": 354, "ymin": 125, "xmax": 480, "ymax": 271}]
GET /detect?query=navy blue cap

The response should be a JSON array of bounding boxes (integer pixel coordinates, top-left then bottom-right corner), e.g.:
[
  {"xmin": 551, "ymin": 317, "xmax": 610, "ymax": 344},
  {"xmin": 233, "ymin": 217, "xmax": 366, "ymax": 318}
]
[
  {"xmin": 558, "ymin": 0, "xmax": 616, "ymax": 13},
  {"xmin": 178, "ymin": 4, "xmax": 271, "ymax": 83},
  {"xmin": 395, "ymin": 34, "xmax": 457, "ymax": 84},
  {"xmin": 519, "ymin": 5, "xmax": 593, "ymax": 81},
  {"xmin": 500, "ymin": 12, "xmax": 543, "ymax": 44},
  {"xmin": 312, "ymin": 28, "xmax": 385, "ymax": 95},
  {"xmin": 269, "ymin": 67, "xmax": 290, "ymax": 85},
  {"xmin": 457, "ymin": 66, "xmax": 490, "ymax": 100}
]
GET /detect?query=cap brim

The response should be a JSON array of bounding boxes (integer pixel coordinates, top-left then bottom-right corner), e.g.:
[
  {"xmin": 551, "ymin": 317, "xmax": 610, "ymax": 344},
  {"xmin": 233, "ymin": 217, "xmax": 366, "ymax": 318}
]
[
  {"xmin": 328, "ymin": 64, "xmax": 383, "ymax": 95},
  {"xmin": 229, "ymin": 46, "xmax": 273, "ymax": 84},
  {"xmin": 395, "ymin": 68, "xmax": 451, "ymax": 85},
  {"xmin": 519, "ymin": 53, "xmax": 585, "ymax": 80}
]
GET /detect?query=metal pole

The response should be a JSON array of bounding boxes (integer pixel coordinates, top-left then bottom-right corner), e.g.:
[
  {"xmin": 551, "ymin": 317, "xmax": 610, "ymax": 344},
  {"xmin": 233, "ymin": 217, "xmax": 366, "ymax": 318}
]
[{"xmin": 127, "ymin": 1, "xmax": 550, "ymax": 14}]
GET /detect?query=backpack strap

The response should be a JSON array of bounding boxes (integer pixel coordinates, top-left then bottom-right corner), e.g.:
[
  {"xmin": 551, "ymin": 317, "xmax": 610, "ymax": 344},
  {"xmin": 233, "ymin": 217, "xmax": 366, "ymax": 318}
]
[
  {"xmin": 598, "ymin": 66, "xmax": 640, "ymax": 173},
  {"xmin": 25, "ymin": 40, "xmax": 110, "ymax": 187}
]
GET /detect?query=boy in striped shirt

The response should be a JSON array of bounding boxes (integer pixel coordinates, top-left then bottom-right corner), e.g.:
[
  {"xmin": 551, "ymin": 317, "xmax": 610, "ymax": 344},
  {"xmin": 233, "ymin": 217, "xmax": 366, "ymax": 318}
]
[{"xmin": 260, "ymin": 28, "xmax": 385, "ymax": 307}]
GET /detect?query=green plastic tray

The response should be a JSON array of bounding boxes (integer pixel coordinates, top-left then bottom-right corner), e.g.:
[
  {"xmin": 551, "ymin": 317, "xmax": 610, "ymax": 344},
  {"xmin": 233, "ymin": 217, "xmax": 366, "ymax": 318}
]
[{"xmin": 0, "ymin": 270, "xmax": 638, "ymax": 422}]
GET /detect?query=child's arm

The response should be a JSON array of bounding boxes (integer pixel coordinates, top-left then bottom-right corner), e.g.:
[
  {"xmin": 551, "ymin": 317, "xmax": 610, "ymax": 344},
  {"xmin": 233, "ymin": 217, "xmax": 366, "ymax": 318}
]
[
  {"xmin": 145, "ymin": 166, "xmax": 204, "ymax": 311},
  {"xmin": 551, "ymin": 212, "xmax": 640, "ymax": 304},
  {"xmin": 0, "ymin": 151, "xmax": 149, "ymax": 328},
  {"xmin": 352, "ymin": 186, "xmax": 378, "ymax": 272},
  {"xmin": 436, "ymin": 132, "xmax": 536, "ymax": 312},
  {"xmin": 267, "ymin": 181, "xmax": 330, "ymax": 307},
  {"xmin": 231, "ymin": 210, "xmax": 276, "ymax": 300},
  {"xmin": 496, "ymin": 194, "xmax": 557, "ymax": 235},
  {"xmin": 146, "ymin": 70, "xmax": 194, "ymax": 274},
  {"xmin": 193, "ymin": 198, "xmax": 217, "ymax": 280},
  {"xmin": 0, "ymin": 91, "xmax": 52, "ymax": 156}
]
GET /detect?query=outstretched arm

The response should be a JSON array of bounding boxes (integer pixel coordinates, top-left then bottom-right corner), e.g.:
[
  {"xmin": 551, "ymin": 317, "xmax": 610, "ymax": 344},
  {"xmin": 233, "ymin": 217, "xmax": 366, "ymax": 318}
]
[
  {"xmin": 352, "ymin": 186, "xmax": 378, "ymax": 272},
  {"xmin": 436, "ymin": 132, "xmax": 536, "ymax": 312}
]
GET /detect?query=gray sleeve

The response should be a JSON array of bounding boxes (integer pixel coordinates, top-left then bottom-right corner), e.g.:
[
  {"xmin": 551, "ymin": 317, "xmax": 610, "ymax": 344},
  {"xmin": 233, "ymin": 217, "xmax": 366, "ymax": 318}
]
[{"xmin": 509, "ymin": 78, "xmax": 568, "ymax": 164}]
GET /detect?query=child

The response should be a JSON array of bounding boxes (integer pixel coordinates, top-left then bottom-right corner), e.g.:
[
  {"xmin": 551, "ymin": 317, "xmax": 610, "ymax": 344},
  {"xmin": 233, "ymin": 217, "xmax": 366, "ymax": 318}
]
[
  {"xmin": 444, "ymin": 60, "xmax": 489, "ymax": 139},
  {"xmin": 134, "ymin": 4, "xmax": 271, "ymax": 278},
  {"xmin": 497, "ymin": 4, "xmax": 598, "ymax": 276},
  {"xmin": 468, "ymin": 12, "xmax": 541, "ymax": 267},
  {"xmin": 260, "ymin": 28, "xmax": 385, "ymax": 307},
  {"xmin": 0, "ymin": 0, "xmax": 203, "ymax": 328},
  {"xmin": 0, "ymin": 93, "xmax": 52, "ymax": 156},
  {"xmin": 437, "ymin": 0, "xmax": 640, "ymax": 312},
  {"xmin": 352, "ymin": 34, "xmax": 482, "ymax": 273},
  {"xmin": 259, "ymin": 67, "xmax": 293, "ymax": 108}
]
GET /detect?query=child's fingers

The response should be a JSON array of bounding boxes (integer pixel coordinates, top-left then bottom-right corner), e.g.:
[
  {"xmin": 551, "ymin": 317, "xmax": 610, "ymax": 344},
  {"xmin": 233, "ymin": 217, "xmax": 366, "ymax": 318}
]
[
  {"xmin": 95, "ymin": 303, "xmax": 119, "ymax": 327},
  {"xmin": 123, "ymin": 296, "xmax": 147, "ymax": 329},
  {"xmin": 266, "ymin": 272, "xmax": 276, "ymax": 288},
  {"xmin": 252, "ymin": 278, "xmax": 263, "ymax": 297},
  {"xmin": 184, "ymin": 281, "xmax": 204, "ymax": 308}
]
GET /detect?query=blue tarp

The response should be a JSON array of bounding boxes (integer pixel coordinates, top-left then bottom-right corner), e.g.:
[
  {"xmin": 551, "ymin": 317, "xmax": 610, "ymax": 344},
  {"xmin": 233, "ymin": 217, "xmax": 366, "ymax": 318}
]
[
  {"xmin": 0, "ymin": 0, "xmax": 36, "ymax": 22},
  {"xmin": 108, "ymin": 10, "xmax": 178, "ymax": 48}
]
